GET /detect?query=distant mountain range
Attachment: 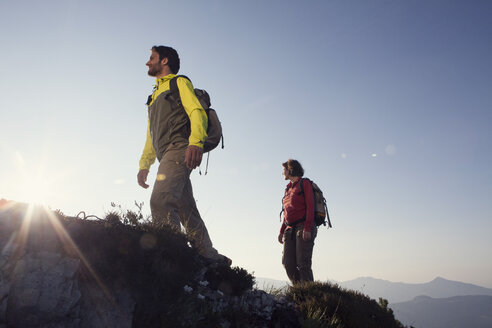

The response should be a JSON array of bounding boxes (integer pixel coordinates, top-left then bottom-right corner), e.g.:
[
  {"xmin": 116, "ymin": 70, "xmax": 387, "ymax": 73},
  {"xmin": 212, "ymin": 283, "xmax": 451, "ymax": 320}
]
[
  {"xmin": 255, "ymin": 277, "xmax": 289, "ymax": 291},
  {"xmin": 257, "ymin": 276, "xmax": 492, "ymax": 304},
  {"xmin": 337, "ymin": 276, "xmax": 492, "ymax": 303},
  {"xmin": 391, "ymin": 295, "xmax": 492, "ymax": 328}
]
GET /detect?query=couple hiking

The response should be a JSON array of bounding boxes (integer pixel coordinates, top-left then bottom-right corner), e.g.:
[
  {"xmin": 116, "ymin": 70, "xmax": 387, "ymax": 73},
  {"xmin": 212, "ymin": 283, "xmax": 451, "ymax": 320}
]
[{"xmin": 137, "ymin": 45, "xmax": 325, "ymax": 283}]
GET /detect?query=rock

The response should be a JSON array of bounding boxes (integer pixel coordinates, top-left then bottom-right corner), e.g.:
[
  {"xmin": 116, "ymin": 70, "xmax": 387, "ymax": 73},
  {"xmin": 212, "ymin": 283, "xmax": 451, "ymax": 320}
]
[
  {"xmin": 6, "ymin": 251, "xmax": 81, "ymax": 328},
  {"xmin": 77, "ymin": 284, "xmax": 134, "ymax": 328},
  {"xmin": 0, "ymin": 275, "xmax": 9, "ymax": 324}
]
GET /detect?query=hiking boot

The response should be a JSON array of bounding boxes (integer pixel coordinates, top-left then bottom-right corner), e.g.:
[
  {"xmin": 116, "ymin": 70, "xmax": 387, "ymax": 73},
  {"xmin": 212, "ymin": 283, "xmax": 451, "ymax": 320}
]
[
  {"xmin": 219, "ymin": 254, "xmax": 232, "ymax": 266},
  {"xmin": 202, "ymin": 254, "xmax": 232, "ymax": 267}
]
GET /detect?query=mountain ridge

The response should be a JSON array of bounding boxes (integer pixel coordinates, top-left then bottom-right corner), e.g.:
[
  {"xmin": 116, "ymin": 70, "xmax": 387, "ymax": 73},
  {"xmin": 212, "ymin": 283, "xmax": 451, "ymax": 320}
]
[
  {"xmin": 256, "ymin": 276, "xmax": 492, "ymax": 304},
  {"xmin": 391, "ymin": 294, "xmax": 492, "ymax": 328},
  {"xmin": 338, "ymin": 276, "xmax": 492, "ymax": 303}
]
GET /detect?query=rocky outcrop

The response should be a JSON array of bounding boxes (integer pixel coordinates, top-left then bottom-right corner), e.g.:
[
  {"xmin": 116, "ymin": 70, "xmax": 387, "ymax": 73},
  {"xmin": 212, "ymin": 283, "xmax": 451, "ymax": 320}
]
[
  {"xmin": 0, "ymin": 209, "xmax": 136, "ymax": 328},
  {"xmin": 1, "ymin": 248, "xmax": 136, "ymax": 328},
  {"xmin": 0, "ymin": 202, "xmax": 298, "ymax": 328}
]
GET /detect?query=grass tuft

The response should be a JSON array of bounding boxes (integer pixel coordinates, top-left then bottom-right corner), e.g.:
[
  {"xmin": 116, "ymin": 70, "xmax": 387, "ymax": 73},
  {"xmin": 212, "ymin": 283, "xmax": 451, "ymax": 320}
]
[
  {"xmin": 286, "ymin": 281, "xmax": 406, "ymax": 328},
  {"xmin": 205, "ymin": 265, "xmax": 255, "ymax": 296}
]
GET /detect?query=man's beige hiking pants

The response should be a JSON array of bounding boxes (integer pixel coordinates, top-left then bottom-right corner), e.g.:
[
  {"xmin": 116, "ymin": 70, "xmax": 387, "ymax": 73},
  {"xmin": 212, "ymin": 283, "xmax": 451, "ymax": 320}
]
[{"xmin": 150, "ymin": 147, "xmax": 220, "ymax": 260}]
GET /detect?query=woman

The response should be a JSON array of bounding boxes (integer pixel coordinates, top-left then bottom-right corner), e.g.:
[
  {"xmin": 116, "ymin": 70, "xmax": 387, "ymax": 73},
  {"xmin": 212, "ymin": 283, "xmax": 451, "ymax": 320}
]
[{"xmin": 278, "ymin": 159, "xmax": 317, "ymax": 284}]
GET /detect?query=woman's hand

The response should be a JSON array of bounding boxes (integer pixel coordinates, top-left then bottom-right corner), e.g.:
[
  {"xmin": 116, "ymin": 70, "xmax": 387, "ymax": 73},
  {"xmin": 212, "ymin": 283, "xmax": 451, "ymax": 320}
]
[
  {"xmin": 302, "ymin": 230, "xmax": 311, "ymax": 241},
  {"xmin": 278, "ymin": 233, "xmax": 284, "ymax": 244}
]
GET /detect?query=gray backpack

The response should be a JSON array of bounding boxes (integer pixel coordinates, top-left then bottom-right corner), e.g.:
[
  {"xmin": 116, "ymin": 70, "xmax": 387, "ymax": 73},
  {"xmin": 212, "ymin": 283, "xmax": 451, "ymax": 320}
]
[
  {"xmin": 299, "ymin": 178, "xmax": 332, "ymax": 228},
  {"xmin": 169, "ymin": 75, "xmax": 223, "ymax": 153}
]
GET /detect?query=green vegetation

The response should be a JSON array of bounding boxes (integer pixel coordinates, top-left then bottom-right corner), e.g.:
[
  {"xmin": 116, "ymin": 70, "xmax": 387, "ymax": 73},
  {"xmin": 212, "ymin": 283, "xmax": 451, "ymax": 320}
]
[
  {"xmin": 205, "ymin": 265, "xmax": 255, "ymax": 296},
  {"xmin": 285, "ymin": 281, "xmax": 406, "ymax": 328}
]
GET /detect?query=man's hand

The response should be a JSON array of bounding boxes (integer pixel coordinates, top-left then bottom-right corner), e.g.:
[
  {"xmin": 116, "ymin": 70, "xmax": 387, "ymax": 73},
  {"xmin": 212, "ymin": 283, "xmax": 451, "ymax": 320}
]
[
  {"xmin": 302, "ymin": 230, "xmax": 312, "ymax": 241},
  {"xmin": 185, "ymin": 145, "xmax": 203, "ymax": 169},
  {"xmin": 278, "ymin": 232, "xmax": 284, "ymax": 244},
  {"xmin": 137, "ymin": 169, "xmax": 149, "ymax": 189}
]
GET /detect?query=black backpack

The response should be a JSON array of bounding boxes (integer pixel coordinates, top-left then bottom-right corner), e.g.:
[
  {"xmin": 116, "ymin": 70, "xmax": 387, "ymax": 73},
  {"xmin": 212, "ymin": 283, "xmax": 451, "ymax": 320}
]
[{"xmin": 169, "ymin": 75, "xmax": 223, "ymax": 153}]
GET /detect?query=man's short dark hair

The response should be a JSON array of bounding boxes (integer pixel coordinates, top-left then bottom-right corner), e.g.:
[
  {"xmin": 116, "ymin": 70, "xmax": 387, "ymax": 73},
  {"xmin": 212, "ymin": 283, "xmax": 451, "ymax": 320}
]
[
  {"xmin": 152, "ymin": 45, "xmax": 180, "ymax": 74},
  {"xmin": 282, "ymin": 159, "xmax": 304, "ymax": 177}
]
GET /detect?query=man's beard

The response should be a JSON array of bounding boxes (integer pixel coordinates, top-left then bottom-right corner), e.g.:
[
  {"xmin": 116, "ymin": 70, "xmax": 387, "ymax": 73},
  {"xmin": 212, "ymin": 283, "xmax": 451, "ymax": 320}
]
[{"xmin": 147, "ymin": 64, "xmax": 162, "ymax": 77}]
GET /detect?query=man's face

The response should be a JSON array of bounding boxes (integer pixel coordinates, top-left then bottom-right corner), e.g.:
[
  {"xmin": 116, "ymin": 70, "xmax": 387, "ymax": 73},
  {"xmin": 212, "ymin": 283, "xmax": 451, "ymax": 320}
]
[{"xmin": 146, "ymin": 50, "xmax": 164, "ymax": 77}]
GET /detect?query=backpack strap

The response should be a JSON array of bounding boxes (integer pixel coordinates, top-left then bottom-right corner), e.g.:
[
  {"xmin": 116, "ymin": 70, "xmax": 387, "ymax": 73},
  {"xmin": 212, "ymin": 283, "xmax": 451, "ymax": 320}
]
[
  {"xmin": 169, "ymin": 75, "xmax": 191, "ymax": 100},
  {"xmin": 298, "ymin": 177, "xmax": 305, "ymax": 195},
  {"xmin": 323, "ymin": 198, "xmax": 332, "ymax": 228},
  {"xmin": 279, "ymin": 186, "xmax": 288, "ymax": 221},
  {"xmin": 298, "ymin": 177, "xmax": 312, "ymax": 195}
]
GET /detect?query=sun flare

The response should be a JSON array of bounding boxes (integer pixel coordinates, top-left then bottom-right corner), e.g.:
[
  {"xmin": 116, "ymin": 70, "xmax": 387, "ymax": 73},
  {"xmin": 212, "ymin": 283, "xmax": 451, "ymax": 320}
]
[
  {"xmin": 18, "ymin": 175, "xmax": 55, "ymax": 206},
  {"xmin": 9, "ymin": 152, "xmax": 64, "ymax": 208}
]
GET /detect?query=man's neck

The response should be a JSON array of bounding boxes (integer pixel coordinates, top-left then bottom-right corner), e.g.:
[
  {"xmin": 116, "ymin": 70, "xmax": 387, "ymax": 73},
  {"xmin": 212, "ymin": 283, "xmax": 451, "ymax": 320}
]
[{"xmin": 155, "ymin": 68, "xmax": 173, "ymax": 79}]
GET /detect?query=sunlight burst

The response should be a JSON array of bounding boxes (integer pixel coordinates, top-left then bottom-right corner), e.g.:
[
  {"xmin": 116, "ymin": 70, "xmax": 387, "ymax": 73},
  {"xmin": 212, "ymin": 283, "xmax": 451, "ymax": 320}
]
[
  {"xmin": 18, "ymin": 175, "xmax": 55, "ymax": 206},
  {"xmin": 11, "ymin": 151, "xmax": 66, "ymax": 208}
]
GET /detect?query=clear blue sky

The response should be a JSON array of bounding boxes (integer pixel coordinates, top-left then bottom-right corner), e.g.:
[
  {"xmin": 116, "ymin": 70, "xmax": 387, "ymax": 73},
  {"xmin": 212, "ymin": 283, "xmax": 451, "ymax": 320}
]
[{"xmin": 1, "ymin": 0, "xmax": 491, "ymax": 287}]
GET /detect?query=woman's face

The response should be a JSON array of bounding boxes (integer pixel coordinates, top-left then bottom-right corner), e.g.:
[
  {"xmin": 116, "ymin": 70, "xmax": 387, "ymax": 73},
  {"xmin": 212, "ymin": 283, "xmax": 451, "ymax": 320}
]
[{"xmin": 282, "ymin": 166, "xmax": 290, "ymax": 180}]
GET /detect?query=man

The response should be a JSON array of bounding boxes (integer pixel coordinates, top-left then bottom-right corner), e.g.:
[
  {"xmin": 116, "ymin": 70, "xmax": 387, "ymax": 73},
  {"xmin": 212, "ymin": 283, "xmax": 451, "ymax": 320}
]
[{"xmin": 137, "ymin": 45, "xmax": 229, "ymax": 265}]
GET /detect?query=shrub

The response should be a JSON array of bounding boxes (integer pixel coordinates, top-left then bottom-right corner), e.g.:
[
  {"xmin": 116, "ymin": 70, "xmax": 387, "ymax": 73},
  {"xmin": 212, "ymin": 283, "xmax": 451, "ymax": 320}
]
[{"xmin": 286, "ymin": 281, "xmax": 406, "ymax": 328}]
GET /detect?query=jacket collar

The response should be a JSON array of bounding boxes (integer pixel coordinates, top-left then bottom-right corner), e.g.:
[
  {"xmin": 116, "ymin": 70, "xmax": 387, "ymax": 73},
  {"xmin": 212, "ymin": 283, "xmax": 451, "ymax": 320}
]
[
  {"xmin": 287, "ymin": 178, "xmax": 301, "ymax": 189},
  {"xmin": 156, "ymin": 73, "xmax": 176, "ymax": 86}
]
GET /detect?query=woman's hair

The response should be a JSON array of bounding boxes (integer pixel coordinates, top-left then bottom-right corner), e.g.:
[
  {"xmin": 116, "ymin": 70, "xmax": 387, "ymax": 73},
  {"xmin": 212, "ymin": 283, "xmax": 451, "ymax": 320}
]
[{"xmin": 282, "ymin": 159, "xmax": 304, "ymax": 177}]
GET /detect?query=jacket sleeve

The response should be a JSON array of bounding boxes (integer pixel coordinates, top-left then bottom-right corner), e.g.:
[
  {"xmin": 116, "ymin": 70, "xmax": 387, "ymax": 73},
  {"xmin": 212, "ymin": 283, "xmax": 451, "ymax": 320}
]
[
  {"xmin": 176, "ymin": 77, "xmax": 208, "ymax": 148},
  {"xmin": 303, "ymin": 179, "xmax": 315, "ymax": 231},
  {"xmin": 138, "ymin": 120, "xmax": 156, "ymax": 170},
  {"xmin": 279, "ymin": 221, "xmax": 287, "ymax": 235},
  {"xmin": 279, "ymin": 187, "xmax": 287, "ymax": 235}
]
